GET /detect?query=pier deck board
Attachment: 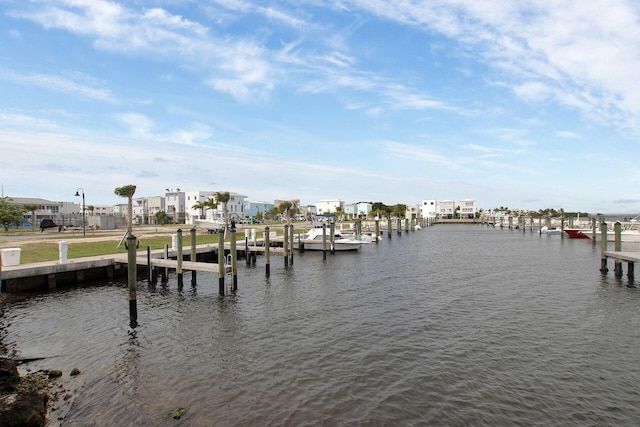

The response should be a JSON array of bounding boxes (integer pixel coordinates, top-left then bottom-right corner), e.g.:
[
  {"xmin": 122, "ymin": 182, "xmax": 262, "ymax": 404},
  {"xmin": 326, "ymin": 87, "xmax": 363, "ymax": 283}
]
[
  {"xmin": 112, "ymin": 256, "xmax": 231, "ymax": 273},
  {"xmin": 1, "ymin": 242, "xmax": 283, "ymax": 282},
  {"xmin": 604, "ymin": 251, "xmax": 640, "ymax": 262}
]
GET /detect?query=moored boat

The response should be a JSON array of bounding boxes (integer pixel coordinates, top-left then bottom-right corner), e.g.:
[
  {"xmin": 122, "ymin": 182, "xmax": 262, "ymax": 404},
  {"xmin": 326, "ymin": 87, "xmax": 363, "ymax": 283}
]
[
  {"xmin": 295, "ymin": 227, "xmax": 363, "ymax": 251},
  {"xmin": 564, "ymin": 228, "xmax": 591, "ymax": 239}
]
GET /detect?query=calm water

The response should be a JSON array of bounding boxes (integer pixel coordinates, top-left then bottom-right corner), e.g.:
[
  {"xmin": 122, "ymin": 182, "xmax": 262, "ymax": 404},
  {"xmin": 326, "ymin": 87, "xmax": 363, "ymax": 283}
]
[{"xmin": 2, "ymin": 225, "xmax": 640, "ymax": 426}]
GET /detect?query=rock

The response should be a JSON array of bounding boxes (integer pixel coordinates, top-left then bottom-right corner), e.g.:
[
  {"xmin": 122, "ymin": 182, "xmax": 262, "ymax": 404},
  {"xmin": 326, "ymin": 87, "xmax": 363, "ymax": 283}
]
[
  {"xmin": 0, "ymin": 359, "xmax": 54, "ymax": 427},
  {"xmin": 0, "ymin": 359, "xmax": 19, "ymax": 392},
  {"xmin": 0, "ymin": 391, "xmax": 48, "ymax": 427},
  {"xmin": 70, "ymin": 368, "xmax": 80, "ymax": 376},
  {"xmin": 47, "ymin": 370, "xmax": 62, "ymax": 379},
  {"xmin": 170, "ymin": 407, "xmax": 186, "ymax": 419}
]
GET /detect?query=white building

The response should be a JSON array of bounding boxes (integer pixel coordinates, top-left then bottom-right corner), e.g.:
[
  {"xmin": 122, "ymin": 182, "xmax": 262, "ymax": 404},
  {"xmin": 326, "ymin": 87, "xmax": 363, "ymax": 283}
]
[
  {"xmin": 405, "ymin": 205, "xmax": 421, "ymax": 220},
  {"xmin": 165, "ymin": 189, "xmax": 186, "ymax": 224},
  {"xmin": 147, "ymin": 197, "xmax": 165, "ymax": 224},
  {"xmin": 185, "ymin": 191, "xmax": 214, "ymax": 224},
  {"xmin": 420, "ymin": 199, "xmax": 438, "ymax": 221},
  {"xmin": 438, "ymin": 200, "xmax": 455, "ymax": 219},
  {"xmin": 316, "ymin": 199, "xmax": 344, "ymax": 214},
  {"xmin": 459, "ymin": 199, "xmax": 477, "ymax": 219}
]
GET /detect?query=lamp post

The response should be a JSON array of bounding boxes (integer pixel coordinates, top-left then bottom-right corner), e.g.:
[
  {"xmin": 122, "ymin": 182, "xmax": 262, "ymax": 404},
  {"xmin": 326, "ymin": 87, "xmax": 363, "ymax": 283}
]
[{"xmin": 75, "ymin": 188, "xmax": 85, "ymax": 236}]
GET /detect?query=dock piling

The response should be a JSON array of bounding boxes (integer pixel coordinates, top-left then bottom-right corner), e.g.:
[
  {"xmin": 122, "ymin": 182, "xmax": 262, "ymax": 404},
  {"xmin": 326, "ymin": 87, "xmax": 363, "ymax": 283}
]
[
  {"xmin": 127, "ymin": 234, "xmax": 138, "ymax": 328},
  {"xmin": 218, "ymin": 231, "xmax": 225, "ymax": 296},
  {"xmin": 284, "ymin": 224, "xmax": 289, "ymax": 268},
  {"xmin": 322, "ymin": 224, "xmax": 327, "ymax": 260},
  {"xmin": 230, "ymin": 228, "xmax": 237, "ymax": 291},
  {"xmin": 264, "ymin": 227, "xmax": 271, "ymax": 277},
  {"xmin": 600, "ymin": 221, "xmax": 608, "ymax": 273},
  {"xmin": 176, "ymin": 229, "xmax": 183, "ymax": 288},
  {"xmin": 290, "ymin": 224, "xmax": 295, "ymax": 265},
  {"xmin": 614, "ymin": 222, "xmax": 623, "ymax": 278},
  {"xmin": 147, "ymin": 246, "xmax": 152, "ymax": 284},
  {"xmin": 190, "ymin": 227, "xmax": 197, "ymax": 287}
]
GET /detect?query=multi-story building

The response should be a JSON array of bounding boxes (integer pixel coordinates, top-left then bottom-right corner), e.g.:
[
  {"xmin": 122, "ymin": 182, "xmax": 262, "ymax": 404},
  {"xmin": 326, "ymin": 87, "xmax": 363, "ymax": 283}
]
[
  {"xmin": 405, "ymin": 205, "xmax": 421, "ymax": 220},
  {"xmin": 93, "ymin": 205, "xmax": 114, "ymax": 216},
  {"xmin": 185, "ymin": 191, "xmax": 214, "ymax": 224},
  {"xmin": 165, "ymin": 189, "xmax": 186, "ymax": 224},
  {"xmin": 146, "ymin": 197, "xmax": 165, "ymax": 224},
  {"xmin": 7, "ymin": 197, "xmax": 63, "ymax": 226},
  {"xmin": 316, "ymin": 199, "xmax": 344, "ymax": 214},
  {"xmin": 459, "ymin": 199, "xmax": 477, "ymax": 219},
  {"xmin": 244, "ymin": 201, "xmax": 275, "ymax": 220},
  {"xmin": 438, "ymin": 200, "xmax": 455, "ymax": 219},
  {"xmin": 420, "ymin": 199, "xmax": 438, "ymax": 221},
  {"xmin": 132, "ymin": 197, "xmax": 148, "ymax": 225}
]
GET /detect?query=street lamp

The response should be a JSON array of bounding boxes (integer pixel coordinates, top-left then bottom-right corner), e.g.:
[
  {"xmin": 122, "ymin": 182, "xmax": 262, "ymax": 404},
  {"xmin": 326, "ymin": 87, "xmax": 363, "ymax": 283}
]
[{"xmin": 75, "ymin": 188, "xmax": 85, "ymax": 236}]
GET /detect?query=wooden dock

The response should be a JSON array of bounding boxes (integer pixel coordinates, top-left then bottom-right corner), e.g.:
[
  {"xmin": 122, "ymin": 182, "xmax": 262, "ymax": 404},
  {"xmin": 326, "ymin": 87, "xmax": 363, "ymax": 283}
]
[
  {"xmin": 113, "ymin": 255, "xmax": 232, "ymax": 273},
  {"xmin": 602, "ymin": 250, "xmax": 638, "ymax": 278},
  {"xmin": 604, "ymin": 251, "xmax": 640, "ymax": 263}
]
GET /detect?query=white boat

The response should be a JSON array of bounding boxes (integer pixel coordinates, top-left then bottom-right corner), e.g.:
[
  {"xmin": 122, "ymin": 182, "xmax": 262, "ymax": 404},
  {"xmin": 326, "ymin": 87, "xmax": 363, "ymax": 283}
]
[
  {"xmin": 295, "ymin": 227, "xmax": 363, "ymax": 251},
  {"xmin": 566, "ymin": 218, "xmax": 640, "ymax": 242},
  {"xmin": 583, "ymin": 228, "xmax": 640, "ymax": 243},
  {"xmin": 540, "ymin": 226, "xmax": 563, "ymax": 235}
]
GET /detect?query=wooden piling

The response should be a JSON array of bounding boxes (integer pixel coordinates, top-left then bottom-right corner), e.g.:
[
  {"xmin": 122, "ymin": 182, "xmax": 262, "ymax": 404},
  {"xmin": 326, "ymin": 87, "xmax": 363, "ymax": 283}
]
[
  {"xmin": 614, "ymin": 222, "xmax": 622, "ymax": 278},
  {"xmin": 592, "ymin": 218, "xmax": 597, "ymax": 243},
  {"xmin": 387, "ymin": 217, "xmax": 392, "ymax": 239},
  {"xmin": 330, "ymin": 222, "xmax": 336, "ymax": 254},
  {"xmin": 322, "ymin": 224, "xmax": 327, "ymax": 260},
  {"xmin": 218, "ymin": 231, "xmax": 225, "ymax": 295},
  {"xmin": 264, "ymin": 226, "xmax": 271, "ymax": 277},
  {"xmin": 245, "ymin": 230, "xmax": 250, "ymax": 265},
  {"xmin": 289, "ymin": 224, "xmax": 294, "ymax": 266},
  {"xmin": 230, "ymin": 228, "xmax": 237, "ymax": 291},
  {"xmin": 283, "ymin": 224, "xmax": 289, "ymax": 268},
  {"xmin": 190, "ymin": 227, "xmax": 197, "ymax": 286},
  {"xmin": 147, "ymin": 246, "xmax": 152, "ymax": 284},
  {"xmin": 600, "ymin": 221, "xmax": 608, "ymax": 273},
  {"xmin": 176, "ymin": 229, "xmax": 183, "ymax": 288},
  {"xmin": 375, "ymin": 219, "xmax": 380, "ymax": 243},
  {"xmin": 127, "ymin": 234, "xmax": 138, "ymax": 327},
  {"xmin": 163, "ymin": 244, "xmax": 169, "ymax": 282}
]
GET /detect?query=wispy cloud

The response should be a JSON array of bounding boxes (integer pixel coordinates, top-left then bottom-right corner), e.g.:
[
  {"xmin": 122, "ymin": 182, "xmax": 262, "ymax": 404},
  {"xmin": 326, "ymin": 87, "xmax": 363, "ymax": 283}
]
[
  {"xmin": 0, "ymin": 66, "xmax": 116, "ymax": 102},
  {"xmin": 383, "ymin": 141, "xmax": 463, "ymax": 170},
  {"xmin": 344, "ymin": 0, "xmax": 640, "ymax": 132}
]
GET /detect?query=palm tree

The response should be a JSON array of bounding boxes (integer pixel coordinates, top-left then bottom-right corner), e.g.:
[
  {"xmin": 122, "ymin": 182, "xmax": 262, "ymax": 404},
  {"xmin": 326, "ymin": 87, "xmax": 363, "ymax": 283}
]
[
  {"xmin": 192, "ymin": 197, "xmax": 216, "ymax": 221},
  {"xmin": 23, "ymin": 203, "xmax": 40, "ymax": 231},
  {"xmin": 114, "ymin": 185, "xmax": 137, "ymax": 236},
  {"xmin": 214, "ymin": 191, "xmax": 231, "ymax": 235}
]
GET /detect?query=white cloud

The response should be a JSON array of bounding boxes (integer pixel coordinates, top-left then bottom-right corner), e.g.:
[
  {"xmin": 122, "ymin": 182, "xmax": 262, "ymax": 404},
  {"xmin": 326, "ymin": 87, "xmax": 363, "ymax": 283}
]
[{"xmin": 0, "ymin": 66, "xmax": 116, "ymax": 102}]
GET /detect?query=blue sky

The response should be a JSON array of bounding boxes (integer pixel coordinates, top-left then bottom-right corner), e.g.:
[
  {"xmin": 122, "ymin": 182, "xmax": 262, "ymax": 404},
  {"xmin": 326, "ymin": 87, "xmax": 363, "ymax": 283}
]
[{"xmin": 1, "ymin": 0, "xmax": 639, "ymax": 213}]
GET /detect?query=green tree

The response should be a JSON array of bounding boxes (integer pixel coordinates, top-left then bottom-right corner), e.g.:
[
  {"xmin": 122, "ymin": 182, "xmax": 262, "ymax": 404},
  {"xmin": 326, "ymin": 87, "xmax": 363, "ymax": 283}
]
[
  {"xmin": 278, "ymin": 201, "xmax": 293, "ymax": 223},
  {"xmin": 23, "ymin": 203, "xmax": 40, "ymax": 231},
  {"xmin": 391, "ymin": 204, "xmax": 407, "ymax": 218},
  {"xmin": 155, "ymin": 210, "xmax": 166, "ymax": 225},
  {"xmin": 0, "ymin": 197, "xmax": 26, "ymax": 232},
  {"xmin": 214, "ymin": 191, "xmax": 231, "ymax": 235},
  {"xmin": 114, "ymin": 185, "xmax": 137, "ymax": 236}
]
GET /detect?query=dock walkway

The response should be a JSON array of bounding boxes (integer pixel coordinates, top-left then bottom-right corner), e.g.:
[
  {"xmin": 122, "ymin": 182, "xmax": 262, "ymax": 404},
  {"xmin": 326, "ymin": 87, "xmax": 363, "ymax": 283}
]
[{"xmin": 1, "ymin": 240, "xmax": 285, "ymax": 292}]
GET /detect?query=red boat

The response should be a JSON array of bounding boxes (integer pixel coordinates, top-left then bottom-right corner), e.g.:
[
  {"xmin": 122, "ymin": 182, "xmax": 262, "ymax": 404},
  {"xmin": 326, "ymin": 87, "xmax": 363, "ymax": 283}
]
[{"xmin": 563, "ymin": 228, "xmax": 591, "ymax": 239}]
